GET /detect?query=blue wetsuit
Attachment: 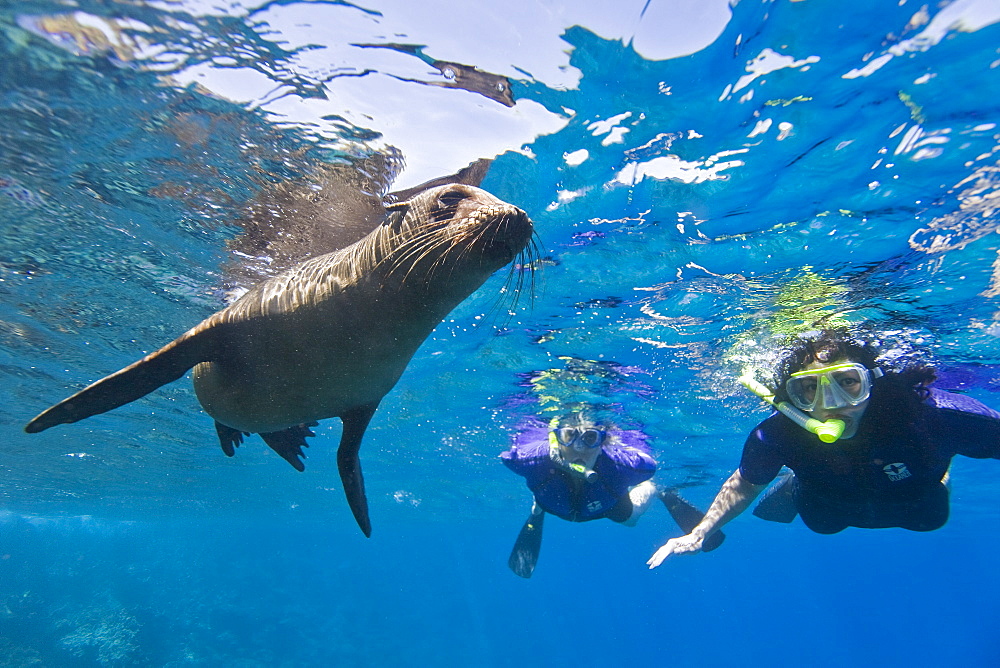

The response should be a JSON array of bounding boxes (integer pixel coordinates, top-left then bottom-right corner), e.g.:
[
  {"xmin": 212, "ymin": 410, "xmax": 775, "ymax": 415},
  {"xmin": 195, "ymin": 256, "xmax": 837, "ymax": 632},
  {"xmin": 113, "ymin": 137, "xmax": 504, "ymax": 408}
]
[
  {"xmin": 501, "ymin": 439, "xmax": 656, "ymax": 523},
  {"xmin": 741, "ymin": 388, "xmax": 1000, "ymax": 533}
]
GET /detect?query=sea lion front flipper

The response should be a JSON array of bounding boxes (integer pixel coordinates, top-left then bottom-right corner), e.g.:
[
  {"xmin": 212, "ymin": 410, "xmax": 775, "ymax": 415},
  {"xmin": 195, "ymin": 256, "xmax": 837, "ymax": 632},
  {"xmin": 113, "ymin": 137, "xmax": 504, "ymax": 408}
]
[
  {"xmin": 337, "ymin": 402, "xmax": 379, "ymax": 538},
  {"xmin": 25, "ymin": 329, "xmax": 217, "ymax": 434},
  {"xmin": 259, "ymin": 422, "xmax": 318, "ymax": 472},
  {"xmin": 215, "ymin": 422, "xmax": 248, "ymax": 457}
]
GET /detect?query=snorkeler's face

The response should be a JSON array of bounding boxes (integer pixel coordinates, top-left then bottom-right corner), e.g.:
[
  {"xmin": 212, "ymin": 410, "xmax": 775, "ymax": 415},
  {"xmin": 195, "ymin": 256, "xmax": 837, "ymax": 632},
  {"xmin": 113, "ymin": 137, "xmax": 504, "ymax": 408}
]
[
  {"xmin": 558, "ymin": 442, "xmax": 601, "ymax": 468},
  {"xmin": 555, "ymin": 426, "xmax": 604, "ymax": 467},
  {"xmin": 799, "ymin": 359, "xmax": 870, "ymax": 438}
]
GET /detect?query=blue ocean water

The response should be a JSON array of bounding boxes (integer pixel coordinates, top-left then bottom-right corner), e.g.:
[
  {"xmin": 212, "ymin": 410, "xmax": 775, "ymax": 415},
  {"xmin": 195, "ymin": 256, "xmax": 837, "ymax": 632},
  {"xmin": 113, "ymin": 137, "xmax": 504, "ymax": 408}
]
[{"xmin": 2, "ymin": 0, "xmax": 1000, "ymax": 665}]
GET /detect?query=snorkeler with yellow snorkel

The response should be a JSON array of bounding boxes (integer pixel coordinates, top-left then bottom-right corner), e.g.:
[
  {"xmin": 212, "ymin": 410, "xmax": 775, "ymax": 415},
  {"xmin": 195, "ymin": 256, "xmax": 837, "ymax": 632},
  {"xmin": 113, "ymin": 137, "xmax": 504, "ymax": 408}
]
[{"xmin": 647, "ymin": 329, "xmax": 1000, "ymax": 569}]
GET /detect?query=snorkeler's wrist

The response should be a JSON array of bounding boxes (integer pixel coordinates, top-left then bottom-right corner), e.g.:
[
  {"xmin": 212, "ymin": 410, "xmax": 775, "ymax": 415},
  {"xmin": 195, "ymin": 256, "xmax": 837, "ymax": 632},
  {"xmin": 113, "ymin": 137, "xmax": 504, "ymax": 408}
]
[{"xmin": 689, "ymin": 524, "xmax": 710, "ymax": 541}]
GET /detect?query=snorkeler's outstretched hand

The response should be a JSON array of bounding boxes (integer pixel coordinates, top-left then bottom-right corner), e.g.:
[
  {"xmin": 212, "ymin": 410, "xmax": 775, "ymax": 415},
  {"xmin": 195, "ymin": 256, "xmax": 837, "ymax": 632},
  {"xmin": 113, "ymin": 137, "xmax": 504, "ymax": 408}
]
[{"xmin": 646, "ymin": 533, "xmax": 703, "ymax": 569}]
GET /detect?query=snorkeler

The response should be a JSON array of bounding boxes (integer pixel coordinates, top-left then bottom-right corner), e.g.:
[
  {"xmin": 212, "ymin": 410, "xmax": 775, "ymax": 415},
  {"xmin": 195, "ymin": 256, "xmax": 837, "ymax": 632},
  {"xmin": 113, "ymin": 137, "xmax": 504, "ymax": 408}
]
[
  {"xmin": 503, "ymin": 412, "xmax": 723, "ymax": 578},
  {"xmin": 647, "ymin": 329, "xmax": 1000, "ymax": 569}
]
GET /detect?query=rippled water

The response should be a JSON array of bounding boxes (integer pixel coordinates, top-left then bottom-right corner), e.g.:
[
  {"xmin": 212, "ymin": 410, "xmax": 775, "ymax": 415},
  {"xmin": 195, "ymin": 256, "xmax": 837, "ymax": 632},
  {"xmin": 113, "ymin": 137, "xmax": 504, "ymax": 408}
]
[{"xmin": 2, "ymin": 0, "xmax": 1000, "ymax": 665}]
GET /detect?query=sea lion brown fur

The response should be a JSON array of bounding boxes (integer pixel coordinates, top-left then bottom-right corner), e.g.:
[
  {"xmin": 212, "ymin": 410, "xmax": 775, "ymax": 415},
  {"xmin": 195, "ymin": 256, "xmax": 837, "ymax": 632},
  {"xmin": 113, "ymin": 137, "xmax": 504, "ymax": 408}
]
[{"xmin": 25, "ymin": 183, "xmax": 534, "ymax": 536}]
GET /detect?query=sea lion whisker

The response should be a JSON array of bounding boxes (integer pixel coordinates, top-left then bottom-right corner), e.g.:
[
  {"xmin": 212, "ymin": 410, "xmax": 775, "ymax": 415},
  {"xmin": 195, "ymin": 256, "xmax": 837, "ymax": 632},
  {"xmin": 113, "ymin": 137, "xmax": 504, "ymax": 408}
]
[
  {"xmin": 379, "ymin": 231, "xmax": 447, "ymax": 278},
  {"xmin": 393, "ymin": 235, "xmax": 453, "ymax": 285},
  {"xmin": 427, "ymin": 240, "xmax": 457, "ymax": 278},
  {"xmin": 478, "ymin": 238, "xmax": 538, "ymax": 328},
  {"xmin": 409, "ymin": 231, "xmax": 455, "ymax": 270},
  {"xmin": 382, "ymin": 238, "xmax": 429, "ymax": 275},
  {"xmin": 507, "ymin": 236, "xmax": 541, "ymax": 310},
  {"xmin": 481, "ymin": 274, "xmax": 521, "ymax": 328}
]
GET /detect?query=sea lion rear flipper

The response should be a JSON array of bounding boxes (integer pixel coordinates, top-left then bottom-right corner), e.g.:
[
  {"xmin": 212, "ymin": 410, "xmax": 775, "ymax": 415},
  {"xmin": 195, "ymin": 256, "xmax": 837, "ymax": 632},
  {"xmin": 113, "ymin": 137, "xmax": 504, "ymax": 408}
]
[
  {"xmin": 660, "ymin": 490, "xmax": 727, "ymax": 553},
  {"xmin": 337, "ymin": 402, "xmax": 379, "ymax": 538},
  {"xmin": 25, "ymin": 330, "xmax": 215, "ymax": 434},
  {"xmin": 259, "ymin": 422, "xmax": 318, "ymax": 472}
]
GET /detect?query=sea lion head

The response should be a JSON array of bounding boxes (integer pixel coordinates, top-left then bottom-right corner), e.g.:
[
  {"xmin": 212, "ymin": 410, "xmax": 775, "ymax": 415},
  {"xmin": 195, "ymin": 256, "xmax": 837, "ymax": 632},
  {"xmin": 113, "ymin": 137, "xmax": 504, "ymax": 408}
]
[{"xmin": 374, "ymin": 183, "xmax": 534, "ymax": 291}]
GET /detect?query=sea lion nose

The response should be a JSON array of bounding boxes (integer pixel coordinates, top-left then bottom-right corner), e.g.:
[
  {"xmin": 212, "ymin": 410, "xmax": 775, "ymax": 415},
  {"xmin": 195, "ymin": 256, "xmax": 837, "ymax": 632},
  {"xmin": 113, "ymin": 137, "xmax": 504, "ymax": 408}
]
[
  {"xmin": 510, "ymin": 207, "xmax": 532, "ymax": 235},
  {"xmin": 499, "ymin": 209, "xmax": 532, "ymax": 256}
]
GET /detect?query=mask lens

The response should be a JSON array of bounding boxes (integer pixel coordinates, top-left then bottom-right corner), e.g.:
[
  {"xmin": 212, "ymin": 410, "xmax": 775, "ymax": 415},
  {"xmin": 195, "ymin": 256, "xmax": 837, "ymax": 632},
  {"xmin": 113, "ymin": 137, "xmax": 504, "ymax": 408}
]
[
  {"xmin": 831, "ymin": 368, "xmax": 864, "ymax": 399},
  {"xmin": 578, "ymin": 429, "xmax": 604, "ymax": 449},
  {"xmin": 554, "ymin": 427, "xmax": 605, "ymax": 449},
  {"xmin": 786, "ymin": 363, "xmax": 872, "ymax": 411},
  {"xmin": 556, "ymin": 428, "xmax": 577, "ymax": 445},
  {"xmin": 786, "ymin": 375, "xmax": 819, "ymax": 411}
]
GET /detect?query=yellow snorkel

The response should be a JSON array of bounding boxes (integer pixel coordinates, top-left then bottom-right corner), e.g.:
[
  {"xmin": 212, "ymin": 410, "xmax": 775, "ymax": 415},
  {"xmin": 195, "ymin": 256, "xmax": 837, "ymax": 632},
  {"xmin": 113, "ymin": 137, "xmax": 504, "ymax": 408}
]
[
  {"xmin": 739, "ymin": 372, "xmax": 846, "ymax": 443},
  {"xmin": 548, "ymin": 432, "xmax": 598, "ymax": 481}
]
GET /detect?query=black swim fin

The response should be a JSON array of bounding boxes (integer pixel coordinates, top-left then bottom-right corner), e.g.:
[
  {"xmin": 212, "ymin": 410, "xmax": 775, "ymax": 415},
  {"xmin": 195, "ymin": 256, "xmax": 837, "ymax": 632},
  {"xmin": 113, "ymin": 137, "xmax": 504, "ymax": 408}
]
[
  {"xmin": 752, "ymin": 473, "xmax": 798, "ymax": 523},
  {"xmin": 660, "ymin": 490, "xmax": 726, "ymax": 553},
  {"xmin": 508, "ymin": 507, "xmax": 545, "ymax": 578},
  {"xmin": 337, "ymin": 403, "xmax": 379, "ymax": 538}
]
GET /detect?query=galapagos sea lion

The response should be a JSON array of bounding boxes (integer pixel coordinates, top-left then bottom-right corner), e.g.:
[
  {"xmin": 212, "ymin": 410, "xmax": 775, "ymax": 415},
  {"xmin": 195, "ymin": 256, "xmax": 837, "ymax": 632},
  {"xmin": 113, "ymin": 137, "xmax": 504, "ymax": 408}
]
[{"xmin": 25, "ymin": 183, "xmax": 534, "ymax": 536}]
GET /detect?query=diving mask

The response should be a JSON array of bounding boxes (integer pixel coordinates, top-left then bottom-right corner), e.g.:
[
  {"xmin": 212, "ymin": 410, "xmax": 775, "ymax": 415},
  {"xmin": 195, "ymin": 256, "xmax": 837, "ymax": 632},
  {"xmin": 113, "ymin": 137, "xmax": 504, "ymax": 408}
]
[
  {"xmin": 785, "ymin": 362, "xmax": 882, "ymax": 412},
  {"xmin": 554, "ymin": 427, "xmax": 606, "ymax": 451}
]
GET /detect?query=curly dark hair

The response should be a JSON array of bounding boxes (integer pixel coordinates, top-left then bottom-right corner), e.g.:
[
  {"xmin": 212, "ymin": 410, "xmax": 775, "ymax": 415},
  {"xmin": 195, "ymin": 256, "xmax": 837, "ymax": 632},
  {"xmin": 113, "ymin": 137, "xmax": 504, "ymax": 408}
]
[{"xmin": 773, "ymin": 330, "xmax": 878, "ymax": 400}]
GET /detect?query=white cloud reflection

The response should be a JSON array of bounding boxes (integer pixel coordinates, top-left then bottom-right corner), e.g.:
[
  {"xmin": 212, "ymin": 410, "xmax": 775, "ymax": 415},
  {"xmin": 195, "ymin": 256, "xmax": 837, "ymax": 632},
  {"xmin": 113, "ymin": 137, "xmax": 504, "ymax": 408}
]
[{"xmin": 168, "ymin": 0, "xmax": 733, "ymax": 188}]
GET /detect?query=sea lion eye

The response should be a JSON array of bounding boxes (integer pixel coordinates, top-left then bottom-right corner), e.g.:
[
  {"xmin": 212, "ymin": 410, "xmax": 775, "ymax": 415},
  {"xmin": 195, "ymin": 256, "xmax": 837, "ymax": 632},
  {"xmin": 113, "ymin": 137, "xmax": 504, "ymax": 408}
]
[
  {"xmin": 437, "ymin": 189, "xmax": 466, "ymax": 209},
  {"xmin": 430, "ymin": 188, "xmax": 468, "ymax": 223}
]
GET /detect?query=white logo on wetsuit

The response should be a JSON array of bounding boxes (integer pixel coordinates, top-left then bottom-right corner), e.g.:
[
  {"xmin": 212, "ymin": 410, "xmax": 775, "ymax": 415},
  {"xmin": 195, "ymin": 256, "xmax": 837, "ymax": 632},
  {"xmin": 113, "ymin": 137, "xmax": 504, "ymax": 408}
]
[
  {"xmin": 883, "ymin": 462, "xmax": 912, "ymax": 481},
  {"xmin": 586, "ymin": 500, "xmax": 603, "ymax": 512}
]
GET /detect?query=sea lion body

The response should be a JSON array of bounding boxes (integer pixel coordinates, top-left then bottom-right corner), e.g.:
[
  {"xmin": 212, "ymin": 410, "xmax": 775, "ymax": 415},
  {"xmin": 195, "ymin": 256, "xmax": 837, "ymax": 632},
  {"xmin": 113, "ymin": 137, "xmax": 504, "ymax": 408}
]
[
  {"xmin": 191, "ymin": 250, "xmax": 454, "ymax": 434},
  {"xmin": 25, "ymin": 183, "xmax": 533, "ymax": 535}
]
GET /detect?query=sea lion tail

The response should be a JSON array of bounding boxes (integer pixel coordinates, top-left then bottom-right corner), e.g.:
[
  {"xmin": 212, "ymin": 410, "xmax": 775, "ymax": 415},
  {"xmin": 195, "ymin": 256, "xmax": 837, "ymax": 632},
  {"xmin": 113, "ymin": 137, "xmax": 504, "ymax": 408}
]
[
  {"xmin": 24, "ymin": 331, "xmax": 212, "ymax": 434},
  {"xmin": 336, "ymin": 402, "xmax": 379, "ymax": 538}
]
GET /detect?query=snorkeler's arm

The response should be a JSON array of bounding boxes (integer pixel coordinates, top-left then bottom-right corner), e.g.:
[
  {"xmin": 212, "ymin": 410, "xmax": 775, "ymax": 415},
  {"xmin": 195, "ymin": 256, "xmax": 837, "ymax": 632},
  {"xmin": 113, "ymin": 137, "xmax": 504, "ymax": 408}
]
[
  {"xmin": 927, "ymin": 390, "xmax": 1000, "ymax": 459},
  {"xmin": 646, "ymin": 469, "xmax": 765, "ymax": 569}
]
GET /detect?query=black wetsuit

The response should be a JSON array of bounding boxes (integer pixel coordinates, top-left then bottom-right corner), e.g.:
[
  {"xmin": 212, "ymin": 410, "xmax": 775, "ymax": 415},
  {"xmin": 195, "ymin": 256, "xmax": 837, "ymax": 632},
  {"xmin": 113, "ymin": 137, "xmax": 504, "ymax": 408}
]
[{"xmin": 740, "ymin": 388, "xmax": 1000, "ymax": 534}]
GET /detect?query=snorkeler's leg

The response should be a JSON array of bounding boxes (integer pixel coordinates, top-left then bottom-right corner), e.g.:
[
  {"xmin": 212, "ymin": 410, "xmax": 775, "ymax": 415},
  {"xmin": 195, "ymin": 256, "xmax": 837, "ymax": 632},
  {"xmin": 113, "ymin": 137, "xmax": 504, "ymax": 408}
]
[
  {"xmin": 896, "ymin": 483, "xmax": 950, "ymax": 532},
  {"xmin": 659, "ymin": 489, "xmax": 726, "ymax": 552},
  {"xmin": 795, "ymin": 492, "xmax": 849, "ymax": 534},
  {"xmin": 752, "ymin": 471, "xmax": 799, "ymax": 523},
  {"xmin": 508, "ymin": 499, "xmax": 545, "ymax": 578},
  {"xmin": 620, "ymin": 480, "xmax": 658, "ymax": 527}
]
